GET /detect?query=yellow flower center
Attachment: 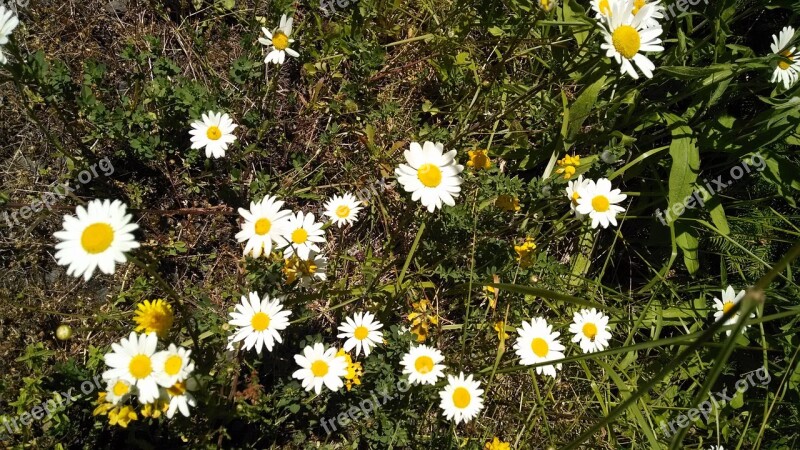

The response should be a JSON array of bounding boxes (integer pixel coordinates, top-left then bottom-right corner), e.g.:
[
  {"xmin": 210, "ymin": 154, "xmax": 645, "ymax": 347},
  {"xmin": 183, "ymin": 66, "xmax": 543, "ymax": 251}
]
[
  {"xmin": 81, "ymin": 223, "xmax": 114, "ymax": 254},
  {"xmin": 599, "ymin": 0, "xmax": 611, "ymax": 16},
  {"xmin": 272, "ymin": 32, "xmax": 289, "ymax": 51},
  {"xmin": 354, "ymin": 326, "xmax": 369, "ymax": 340},
  {"xmin": 582, "ymin": 323, "xmax": 598, "ymax": 340},
  {"xmin": 592, "ymin": 195, "xmax": 611, "ymax": 213},
  {"xmin": 336, "ymin": 205, "xmax": 351, "ymax": 218},
  {"xmin": 206, "ymin": 125, "xmax": 222, "ymax": 140},
  {"xmin": 291, "ymin": 228, "xmax": 308, "ymax": 244},
  {"xmin": 779, "ymin": 50, "xmax": 793, "ymax": 70},
  {"xmin": 254, "ymin": 218, "xmax": 271, "ymax": 235},
  {"xmin": 571, "ymin": 191, "xmax": 580, "ymax": 204},
  {"xmin": 452, "ymin": 387, "xmax": 471, "ymax": 408},
  {"xmin": 530, "ymin": 337, "xmax": 549, "ymax": 357},
  {"xmin": 722, "ymin": 302, "xmax": 735, "ymax": 314},
  {"xmin": 129, "ymin": 354, "xmax": 153, "ymax": 379},
  {"xmin": 612, "ymin": 25, "xmax": 641, "ymax": 59},
  {"xmin": 113, "ymin": 381, "xmax": 129, "ymax": 397},
  {"xmin": 251, "ymin": 312, "xmax": 271, "ymax": 331},
  {"xmin": 164, "ymin": 355, "xmax": 183, "ymax": 376},
  {"xmin": 311, "ymin": 360, "xmax": 329, "ymax": 377},
  {"xmin": 414, "ymin": 355, "xmax": 434, "ymax": 374},
  {"xmin": 167, "ymin": 381, "xmax": 187, "ymax": 396},
  {"xmin": 417, "ymin": 163, "xmax": 442, "ymax": 188}
]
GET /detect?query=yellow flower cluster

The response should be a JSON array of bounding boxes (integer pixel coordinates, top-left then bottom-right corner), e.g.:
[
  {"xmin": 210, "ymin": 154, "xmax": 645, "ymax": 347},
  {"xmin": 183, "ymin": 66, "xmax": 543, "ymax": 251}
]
[
  {"xmin": 407, "ymin": 299, "xmax": 439, "ymax": 342},
  {"xmin": 495, "ymin": 194, "xmax": 520, "ymax": 212},
  {"xmin": 283, "ymin": 255, "xmax": 318, "ymax": 285},
  {"xmin": 514, "ymin": 237, "xmax": 537, "ymax": 268},
  {"xmin": 337, "ymin": 349, "xmax": 364, "ymax": 391},
  {"xmin": 93, "ymin": 393, "xmax": 139, "ymax": 429},
  {"xmin": 485, "ymin": 437, "xmax": 511, "ymax": 450},
  {"xmin": 467, "ymin": 149, "xmax": 492, "ymax": 170},
  {"xmin": 555, "ymin": 154, "xmax": 581, "ymax": 179}
]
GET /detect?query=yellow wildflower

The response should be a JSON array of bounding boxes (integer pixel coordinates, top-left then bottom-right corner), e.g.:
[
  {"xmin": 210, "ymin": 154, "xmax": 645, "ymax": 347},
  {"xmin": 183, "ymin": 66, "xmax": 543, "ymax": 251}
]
[
  {"xmin": 495, "ymin": 194, "xmax": 520, "ymax": 212},
  {"xmin": 555, "ymin": 154, "xmax": 581, "ymax": 179},
  {"xmin": 494, "ymin": 321, "xmax": 509, "ymax": 341},
  {"xmin": 407, "ymin": 299, "xmax": 439, "ymax": 343},
  {"xmin": 514, "ymin": 237, "xmax": 537, "ymax": 268},
  {"xmin": 337, "ymin": 349, "xmax": 364, "ymax": 391},
  {"xmin": 485, "ymin": 437, "xmax": 511, "ymax": 450},
  {"xmin": 108, "ymin": 405, "xmax": 138, "ymax": 428},
  {"xmin": 141, "ymin": 398, "xmax": 169, "ymax": 418},
  {"xmin": 467, "ymin": 149, "xmax": 492, "ymax": 170},
  {"xmin": 92, "ymin": 392, "xmax": 114, "ymax": 416},
  {"xmin": 133, "ymin": 299, "xmax": 174, "ymax": 338}
]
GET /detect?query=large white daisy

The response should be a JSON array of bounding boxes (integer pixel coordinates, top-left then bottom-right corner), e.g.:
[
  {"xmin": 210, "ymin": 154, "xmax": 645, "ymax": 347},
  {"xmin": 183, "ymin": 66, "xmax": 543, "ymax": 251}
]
[
  {"xmin": 323, "ymin": 193, "xmax": 363, "ymax": 228},
  {"xmin": 102, "ymin": 332, "xmax": 162, "ymax": 404},
  {"xmin": 394, "ymin": 141, "xmax": 464, "ymax": 213},
  {"xmin": 292, "ymin": 343, "xmax": 349, "ymax": 394},
  {"xmin": 575, "ymin": 178, "xmax": 627, "ymax": 229},
  {"xmin": 399, "ymin": 344, "xmax": 446, "ymax": 385},
  {"xmin": 514, "ymin": 317, "xmax": 565, "ymax": 378},
  {"xmin": 569, "ymin": 308, "xmax": 612, "ymax": 353},
  {"xmin": 770, "ymin": 26, "xmax": 800, "ymax": 90},
  {"xmin": 599, "ymin": 0, "xmax": 664, "ymax": 79},
  {"xmin": 53, "ymin": 199, "xmax": 140, "ymax": 281},
  {"xmin": 189, "ymin": 111, "xmax": 237, "ymax": 159},
  {"xmin": 227, "ymin": 292, "xmax": 292, "ymax": 354},
  {"xmin": 235, "ymin": 195, "xmax": 292, "ymax": 258},
  {"xmin": 337, "ymin": 311, "xmax": 384, "ymax": 357},
  {"xmin": 151, "ymin": 344, "xmax": 195, "ymax": 388},
  {"xmin": 438, "ymin": 372, "xmax": 484, "ymax": 424},
  {"xmin": 259, "ymin": 14, "xmax": 299, "ymax": 65},
  {"xmin": 0, "ymin": 5, "xmax": 19, "ymax": 65},
  {"xmin": 277, "ymin": 211, "xmax": 326, "ymax": 260},
  {"xmin": 712, "ymin": 286, "xmax": 753, "ymax": 336}
]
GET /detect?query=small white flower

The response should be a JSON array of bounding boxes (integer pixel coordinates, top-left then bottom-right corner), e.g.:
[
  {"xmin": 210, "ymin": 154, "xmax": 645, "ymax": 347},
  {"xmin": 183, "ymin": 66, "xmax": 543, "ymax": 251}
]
[
  {"xmin": 285, "ymin": 251, "xmax": 328, "ymax": 288},
  {"xmin": 53, "ymin": 199, "xmax": 140, "ymax": 281},
  {"xmin": 228, "ymin": 292, "xmax": 292, "ymax": 354},
  {"xmin": 565, "ymin": 175, "xmax": 592, "ymax": 216},
  {"xmin": 235, "ymin": 195, "xmax": 292, "ymax": 258},
  {"xmin": 438, "ymin": 372, "xmax": 484, "ymax": 424},
  {"xmin": 166, "ymin": 377, "xmax": 198, "ymax": 418},
  {"xmin": 102, "ymin": 332, "xmax": 161, "ymax": 404},
  {"xmin": 323, "ymin": 193, "xmax": 363, "ymax": 227},
  {"xmin": 712, "ymin": 286, "xmax": 753, "ymax": 336},
  {"xmin": 259, "ymin": 14, "xmax": 299, "ymax": 65},
  {"xmin": 104, "ymin": 378, "xmax": 135, "ymax": 405},
  {"xmin": 0, "ymin": 5, "xmax": 19, "ymax": 65},
  {"xmin": 769, "ymin": 26, "xmax": 800, "ymax": 90},
  {"xmin": 292, "ymin": 343, "xmax": 348, "ymax": 394},
  {"xmin": 277, "ymin": 211, "xmax": 326, "ymax": 260},
  {"xmin": 399, "ymin": 344, "xmax": 446, "ymax": 385},
  {"xmin": 514, "ymin": 317, "xmax": 565, "ymax": 378},
  {"xmin": 189, "ymin": 111, "xmax": 238, "ymax": 159},
  {"xmin": 599, "ymin": 0, "xmax": 664, "ymax": 79},
  {"xmin": 569, "ymin": 308, "xmax": 612, "ymax": 353},
  {"xmin": 151, "ymin": 344, "xmax": 195, "ymax": 388},
  {"xmin": 394, "ymin": 141, "xmax": 464, "ymax": 213},
  {"xmin": 575, "ymin": 178, "xmax": 627, "ymax": 229},
  {"xmin": 337, "ymin": 312, "xmax": 384, "ymax": 357}
]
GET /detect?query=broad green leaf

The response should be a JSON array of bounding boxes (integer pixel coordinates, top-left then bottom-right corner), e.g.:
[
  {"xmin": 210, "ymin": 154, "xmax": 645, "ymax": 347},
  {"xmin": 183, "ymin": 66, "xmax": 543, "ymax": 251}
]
[{"xmin": 562, "ymin": 75, "xmax": 606, "ymax": 150}]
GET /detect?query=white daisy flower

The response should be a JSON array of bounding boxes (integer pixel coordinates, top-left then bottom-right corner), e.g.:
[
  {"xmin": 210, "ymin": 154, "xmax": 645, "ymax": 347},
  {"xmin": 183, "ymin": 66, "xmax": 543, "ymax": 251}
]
[
  {"xmin": 0, "ymin": 6, "xmax": 19, "ymax": 65},
  {"xmin": 633, "ymin": 0, "xmax": 665, "ymax": 28},
  {"xmin": 151, "ymin": 344, "xmax": 195, "ymax": 388},
  {"xmin": 235, "ymin": 195, "xmax": 292, "ymax": 258},
  {"xmin": 284, "ymin": 251, "xmax": 329, "ymax": 287},
  {"xmin": 712, "ymin": 286, "xmax": 753, "ymax": 336},
  {"xmin": 102, "ymin": 332, "xmax": 161, "ymax": 404},
  {"xmin": 438, "ymin": 372, "xmax": 484, "ymax": 424},
  {"xmin": 565, "ymin": 175, "xmax": 592, "ymax": 216},
  {"xmin": 277, "ymin": 211, "xmax": 326, "ymax": 260},
  {"xmin": 166, "ymin": 377, "xmax": 198, "ymax": 419},
  {"xmin": 53, "ymin": 199, "xmax": 140, "ymax": 281},
  {"xmin": 336, "ymin": 311, "xmax": 384, "ymax": 357},
  {"xmin": 569, "ymin": 308, "xmax": 612, "ymax": 353},
  {"xmin": 399, "ymin": 344, "xmax": 446, "ymax": 385},
  {"xmin": 575, "ymin": 178, "xmax": 627, "ymax": 229},
  {"xmin": 228, "ymin": 292, "xmax": 292, "ymax": 354},
  {"xmin": 394, "ymin": 141, "xmax": 464, "ymax": 213},
  {"xmin": 591, "ymin": 0, "xmax": 614, "ymax": 21},
  {"xmin": 323, "ymin": 193, "xmax": 363, "ymax": 228},
  {"xmin": 292, "ymin": 343, "xmax": 348, "ymax": 394},
  {"xmin": 104, "ymin": 378, "xmax": 135, "ymax": 405},
  {"xmin": 770, "ymin": 26, "xmax": 800, "ymax": 90},
  {"xmin": 189, "ymin": 111, "xmax": 238, "ymax": 159},
  {"xmin": 259, "ymin": 14, "xmax": 299, "ymax": 65},
  {"xmin": 514, "ymin": 317, "xmax": 565, "ymax": 378},
  {"xmin": 599, "ymin": 0, "xmax": 664, "ymax": 79}
]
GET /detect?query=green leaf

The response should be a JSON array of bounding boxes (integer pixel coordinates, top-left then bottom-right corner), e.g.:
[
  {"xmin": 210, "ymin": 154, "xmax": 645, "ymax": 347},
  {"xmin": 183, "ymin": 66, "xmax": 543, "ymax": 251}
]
[{"xmin": 562, "ymin": 75, "xmax": 607, "ymax": 150}]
